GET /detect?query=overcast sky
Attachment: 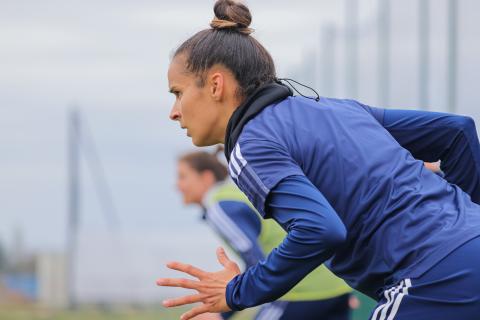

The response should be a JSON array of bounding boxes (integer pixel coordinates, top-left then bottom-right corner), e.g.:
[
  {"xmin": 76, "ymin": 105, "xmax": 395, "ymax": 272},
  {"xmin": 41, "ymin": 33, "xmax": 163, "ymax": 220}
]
[{"xmin": 1, "ymin": 0, "xmax": 479, "ymax": 302}]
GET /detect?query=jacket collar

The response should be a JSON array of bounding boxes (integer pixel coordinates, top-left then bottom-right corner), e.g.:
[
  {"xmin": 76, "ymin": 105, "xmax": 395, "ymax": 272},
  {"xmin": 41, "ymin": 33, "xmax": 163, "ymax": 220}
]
[{"xmin": 224, "ymin": 81, "xmax": 292, "ymax": 161}]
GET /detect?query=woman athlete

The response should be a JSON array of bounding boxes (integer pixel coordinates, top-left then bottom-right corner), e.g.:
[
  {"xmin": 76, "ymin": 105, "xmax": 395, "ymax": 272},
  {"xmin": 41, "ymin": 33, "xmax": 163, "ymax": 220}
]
[{"xmin": 157, "ymin": 1, "xmax": 480, "ymax": 319}]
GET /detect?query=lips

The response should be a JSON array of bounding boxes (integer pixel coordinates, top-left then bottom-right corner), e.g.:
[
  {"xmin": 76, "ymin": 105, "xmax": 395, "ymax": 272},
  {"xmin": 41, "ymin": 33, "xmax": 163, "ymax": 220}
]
[{"xmin": 180, "ymin": 126, "xmax": 190, "ymax": 137}]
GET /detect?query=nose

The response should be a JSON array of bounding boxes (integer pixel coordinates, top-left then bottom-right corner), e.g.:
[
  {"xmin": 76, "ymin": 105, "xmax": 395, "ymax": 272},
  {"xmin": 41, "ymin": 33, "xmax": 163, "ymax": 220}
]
[{"xmin": 169, "ymin": 104, "xmax": 181, "ymax": 121}]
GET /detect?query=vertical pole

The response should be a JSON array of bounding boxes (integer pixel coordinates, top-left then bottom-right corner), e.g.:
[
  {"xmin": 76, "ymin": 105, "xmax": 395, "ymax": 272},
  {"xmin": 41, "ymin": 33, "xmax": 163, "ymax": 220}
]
[
  {"xmin": 67, "ymin": 108, "xmax": 80, "ymax": 309},
  {"xmin": 419, "ymin": 0, "xmax": 430, "ymax": 109},
  {"xmin": 378, "ymin": 0, "xmax": 390, "ymax": 106},
  {"xmin": 447, "ymin": 0, "xmax": 458, "ymax": 113},
  {"xmin": 345, "ymin": 0, "xmax": 359, "ymax": 98}
]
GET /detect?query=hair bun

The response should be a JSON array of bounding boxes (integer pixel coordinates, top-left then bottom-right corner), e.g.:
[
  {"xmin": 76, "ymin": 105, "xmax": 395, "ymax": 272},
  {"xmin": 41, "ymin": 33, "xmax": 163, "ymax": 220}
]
[{"xmin": 210, "ymin": 0, "xmax": 253, "ymax": 35}]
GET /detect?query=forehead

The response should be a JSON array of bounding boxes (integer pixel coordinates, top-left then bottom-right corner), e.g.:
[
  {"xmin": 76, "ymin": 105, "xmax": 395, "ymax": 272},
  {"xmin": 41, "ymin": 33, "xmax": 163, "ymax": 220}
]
[
  {"xmin": 168, "ymin": 55, "xmax": 192, "ymax": 86},
  {"xmin": 178, "ymin": 160, "xmax": 201, "ymax": 175}
]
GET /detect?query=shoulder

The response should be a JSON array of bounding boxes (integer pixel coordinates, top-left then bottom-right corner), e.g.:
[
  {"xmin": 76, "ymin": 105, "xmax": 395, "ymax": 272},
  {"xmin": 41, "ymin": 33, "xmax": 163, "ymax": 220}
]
[{"xmin": 240, "ymin": 96, "xmax": 372, "ymax": 140}]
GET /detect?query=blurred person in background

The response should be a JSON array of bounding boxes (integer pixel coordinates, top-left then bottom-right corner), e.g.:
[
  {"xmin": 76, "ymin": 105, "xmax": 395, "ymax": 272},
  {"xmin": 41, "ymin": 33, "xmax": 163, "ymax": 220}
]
[{"xmin": 175, "ymin": 149, "xmax": 354, "ymax": 320}]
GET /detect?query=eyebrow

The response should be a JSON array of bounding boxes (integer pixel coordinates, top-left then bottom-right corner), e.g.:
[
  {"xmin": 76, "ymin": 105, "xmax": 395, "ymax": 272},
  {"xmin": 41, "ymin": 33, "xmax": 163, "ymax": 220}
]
[{"xmin": 168, "ymin": 85, "xmax": 178, "ymax": 94}]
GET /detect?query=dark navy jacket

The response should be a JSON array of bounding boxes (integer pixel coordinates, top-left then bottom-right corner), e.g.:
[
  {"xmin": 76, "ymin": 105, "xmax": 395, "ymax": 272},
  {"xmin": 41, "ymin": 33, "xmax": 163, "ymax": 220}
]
[{"xmin": 225, "ymin": 95, "xmax": 480, "ymax": 310}]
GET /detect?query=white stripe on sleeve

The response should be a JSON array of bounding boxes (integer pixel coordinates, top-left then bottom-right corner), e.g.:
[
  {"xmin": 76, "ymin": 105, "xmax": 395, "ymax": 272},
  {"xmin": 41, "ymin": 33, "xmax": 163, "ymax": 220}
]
[{"xmin": 207, "ymin": 203, "xmax": 253, "ymax": 252}]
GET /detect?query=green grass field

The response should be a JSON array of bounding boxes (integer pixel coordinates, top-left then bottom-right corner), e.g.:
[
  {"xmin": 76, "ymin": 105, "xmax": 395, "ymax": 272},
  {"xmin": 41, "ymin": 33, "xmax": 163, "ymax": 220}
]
[
  {"xmin": 0, "ymin": 293, "xmax": 374, "ymax": 320},
  {"xmin": 0, "ymin": 306, "xmax": 256, "ymax": 320}
]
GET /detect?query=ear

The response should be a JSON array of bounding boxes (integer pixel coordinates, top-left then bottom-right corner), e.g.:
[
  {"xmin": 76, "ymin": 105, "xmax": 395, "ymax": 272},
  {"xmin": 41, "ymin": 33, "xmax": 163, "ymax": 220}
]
[
  {"xmin": 201, "ymin": 170, "xmax": 217, "ymax": 186},
  {"xmin": 209, "ymin": 72, "xmax": 224, "ymax": 101}
]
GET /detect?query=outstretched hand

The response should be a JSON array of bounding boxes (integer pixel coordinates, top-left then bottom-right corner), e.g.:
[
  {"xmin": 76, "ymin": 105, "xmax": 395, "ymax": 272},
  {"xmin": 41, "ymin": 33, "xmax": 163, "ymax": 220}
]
[{"xmin": 156, "ymin": 247, "xmax": 241, "ymax": 320}]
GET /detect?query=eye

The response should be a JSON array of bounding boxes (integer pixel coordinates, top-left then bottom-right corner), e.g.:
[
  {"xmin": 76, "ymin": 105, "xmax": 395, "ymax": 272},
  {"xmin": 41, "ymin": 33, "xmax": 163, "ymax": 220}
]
[{"xmin": 169, "ymin": 88, "xmax": 182, "ymax": 99}]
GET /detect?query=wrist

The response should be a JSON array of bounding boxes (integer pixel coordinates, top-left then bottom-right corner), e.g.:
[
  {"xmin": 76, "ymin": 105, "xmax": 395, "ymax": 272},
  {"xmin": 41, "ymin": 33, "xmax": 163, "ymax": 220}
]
[{"xmin": 225, "ymin": 274, "xmax": 244, "ymax": 311}]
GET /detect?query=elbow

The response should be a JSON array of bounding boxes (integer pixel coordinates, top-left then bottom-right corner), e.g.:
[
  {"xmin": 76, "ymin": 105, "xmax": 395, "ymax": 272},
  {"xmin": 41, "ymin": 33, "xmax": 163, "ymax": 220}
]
[
  {"xmin": 324, "ymin": 221, "xmax": 347, "ymax": 249},
  {"xmin": 454, "ymin": 115, "xmax": 477, "ymax": 135},
  {"xmin": 291, "ymin": 217, "xmax": 347, "ymax": 252}
]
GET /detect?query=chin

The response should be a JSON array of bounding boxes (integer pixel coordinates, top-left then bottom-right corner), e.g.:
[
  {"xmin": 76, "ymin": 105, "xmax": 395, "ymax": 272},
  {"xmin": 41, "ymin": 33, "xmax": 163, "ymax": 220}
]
[
  {"xmin": 184, "ymin": 198, "xmax": 201, "ymax": 206},
  {"xmin": 183, "ymin": 196, "xmax": 195, "ymax": 205},
  {"xmin": 192, "ymin": 138, "xmax": 211, "ymax": 147},
  {"xmin": 192, "ymin": 140, "xmax": 209, "ymax": 147},
  {"xmin": 191, "ymin": 136, "xmax": 215, "ymax": 147}
]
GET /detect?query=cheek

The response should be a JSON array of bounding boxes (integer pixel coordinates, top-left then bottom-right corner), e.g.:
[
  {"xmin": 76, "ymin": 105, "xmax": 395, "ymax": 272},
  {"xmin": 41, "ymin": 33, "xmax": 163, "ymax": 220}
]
[
  {"xmin": 180, "ymin": 91, "xmax": 198, "ymax": 116},
  {"xmin": 179, "ymin": 184, "xmax": 195, "ymax": 203},
  {"xmin": 183, "ymin": 186, "xmax": 202, "ymax": 204},
  {"xmin": 177, "ymin": 175, "xmax": 192, "ymax": 194},
  {"xmin": 177, "ymin": 176, "xmax": 200, "ymax": 202},
  {"xmin": 177, "ymin": 180, "xmax": 187, "ymax": 194},
  {"xmin": 182, "ymin": 90, "xmax": 211, "ymax": 123}
]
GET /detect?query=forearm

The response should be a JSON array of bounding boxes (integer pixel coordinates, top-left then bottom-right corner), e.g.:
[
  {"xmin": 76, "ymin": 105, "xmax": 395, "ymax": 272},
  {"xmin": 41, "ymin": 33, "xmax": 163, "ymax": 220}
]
[
  {"xmin": 380, "ymin": 108, "xmax": 480, "ymax": 202},
  {"xmin": 437, "ymin": 117, "xmax": 480, "ymax": 203},
  {"xmin": 226, "ymin": 230, "xmax": 335, "ymax": 310},
  {"xmin": 225, "ymin": 176, "xmax": 346, "ymax": 310}
]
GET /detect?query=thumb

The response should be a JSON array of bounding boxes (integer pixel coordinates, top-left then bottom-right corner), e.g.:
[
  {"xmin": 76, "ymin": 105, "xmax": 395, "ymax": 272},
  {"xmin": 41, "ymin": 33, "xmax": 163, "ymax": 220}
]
[{"xmin": 216, "ymin": 247, "xmax": 233, "ymax": 268}]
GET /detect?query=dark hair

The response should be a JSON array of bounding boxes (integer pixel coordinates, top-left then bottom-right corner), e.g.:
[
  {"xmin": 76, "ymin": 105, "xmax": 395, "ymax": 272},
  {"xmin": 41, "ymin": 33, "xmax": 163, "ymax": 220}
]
[
  {"xmin": 173, "ymin": 0, "xmax": 276, "ymax": 99},
  {"xmin": 179, "ymin": 147, "xmax": 228, "ymax": 182}
]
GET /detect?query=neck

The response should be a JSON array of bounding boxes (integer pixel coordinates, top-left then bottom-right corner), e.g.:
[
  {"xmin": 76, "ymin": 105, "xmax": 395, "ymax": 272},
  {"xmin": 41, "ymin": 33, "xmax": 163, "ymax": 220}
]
[{"xmin": 216, "ymin": 96, "xmax": 242, "ymax": 144}]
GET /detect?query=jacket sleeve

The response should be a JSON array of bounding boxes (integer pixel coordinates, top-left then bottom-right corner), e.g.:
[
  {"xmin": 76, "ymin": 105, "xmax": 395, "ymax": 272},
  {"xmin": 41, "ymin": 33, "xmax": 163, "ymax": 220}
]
[
  {"xmin": 359, "ymin": 103, "xmax": 480, "ymax": 203},
  {"xmin": 207, "ymin": 201, "xmax": 265, "ymax": 269},
  {"xmin": 225, "ymin": 175, "xmax": 346, "ymax": 310}
]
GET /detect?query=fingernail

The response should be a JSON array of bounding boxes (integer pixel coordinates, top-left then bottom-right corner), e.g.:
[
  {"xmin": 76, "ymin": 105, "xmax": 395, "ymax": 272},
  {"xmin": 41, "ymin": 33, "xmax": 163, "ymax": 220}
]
[{"xmin": 162, "ymin": 300, "xmax": 170, "ymax": 307}]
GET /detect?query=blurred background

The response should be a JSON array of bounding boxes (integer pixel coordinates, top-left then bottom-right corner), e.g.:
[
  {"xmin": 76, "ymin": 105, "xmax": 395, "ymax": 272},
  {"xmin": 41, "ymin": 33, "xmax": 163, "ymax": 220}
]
[{"xmin": 1, "ymin": 0, "xmax": 479, "ymax": 319}]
